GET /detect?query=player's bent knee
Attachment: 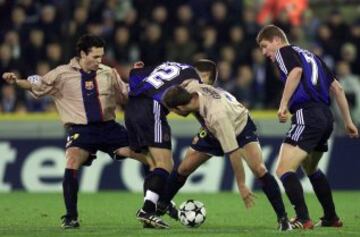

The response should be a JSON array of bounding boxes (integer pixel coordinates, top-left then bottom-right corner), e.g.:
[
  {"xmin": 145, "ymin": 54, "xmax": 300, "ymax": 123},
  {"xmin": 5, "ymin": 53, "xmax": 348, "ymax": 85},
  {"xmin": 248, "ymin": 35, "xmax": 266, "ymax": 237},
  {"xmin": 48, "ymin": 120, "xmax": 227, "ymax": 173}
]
[
  {"xmin": 253, "ymin": 164, "xmax": 267, "ymax": 178},
  {"xmin": 276, "ymin": 165, "xmax": 288, "ymax": 178},
  {"xmin": 65, "ymin": 147, "xmax": 89, "ymax": 169},
  {"xmin": 65, "ymin": 155, "xmax": 81, "ymax": 169},
  {"xmin": 116, "ymin": 147, "xmax": 131, "ymax": 158},
  {"xmin": 302, "ymin": 166, "xmax": 317, "ymax": 176},
  {"xmin": 177, "ymin": 164, "xmax": 193, "ymax": 176}
]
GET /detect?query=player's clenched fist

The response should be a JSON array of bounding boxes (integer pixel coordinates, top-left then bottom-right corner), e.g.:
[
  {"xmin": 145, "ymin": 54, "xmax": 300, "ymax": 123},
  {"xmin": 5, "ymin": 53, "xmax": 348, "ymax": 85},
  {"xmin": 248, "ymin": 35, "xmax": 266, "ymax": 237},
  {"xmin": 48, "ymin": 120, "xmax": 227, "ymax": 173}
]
[
  {"xmin": 277, "ymin": 105, "xmax": 289, "ymax": 123},
  {"xmin": 2, "ymin": 72, "xmax": 17, "ymax": 84}
]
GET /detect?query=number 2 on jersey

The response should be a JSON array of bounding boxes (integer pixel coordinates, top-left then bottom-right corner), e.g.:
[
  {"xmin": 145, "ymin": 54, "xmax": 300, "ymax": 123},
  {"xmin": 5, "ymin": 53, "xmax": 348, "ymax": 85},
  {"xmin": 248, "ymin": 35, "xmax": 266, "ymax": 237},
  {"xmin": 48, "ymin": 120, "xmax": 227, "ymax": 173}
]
[{"xmin": 145, "ymin": 63, "xmax": 189, "ymax": 88}]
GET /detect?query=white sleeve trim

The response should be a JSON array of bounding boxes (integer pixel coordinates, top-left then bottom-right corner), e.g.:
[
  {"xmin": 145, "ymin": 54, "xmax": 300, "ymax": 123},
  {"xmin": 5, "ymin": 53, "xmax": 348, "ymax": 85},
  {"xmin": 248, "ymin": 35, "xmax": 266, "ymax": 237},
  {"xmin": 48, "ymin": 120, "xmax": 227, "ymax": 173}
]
[{"xmin": 275, "ymin": 49, "xmax": 288, "ymax": 75}]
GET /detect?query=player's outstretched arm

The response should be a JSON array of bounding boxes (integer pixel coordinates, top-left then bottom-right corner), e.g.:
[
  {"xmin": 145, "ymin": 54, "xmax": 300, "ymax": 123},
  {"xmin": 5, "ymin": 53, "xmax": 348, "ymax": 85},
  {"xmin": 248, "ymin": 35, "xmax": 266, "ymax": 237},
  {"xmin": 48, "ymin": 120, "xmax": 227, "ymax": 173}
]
[
  {"xmin": 2, "ymin": 72, "xmax": 32, "ymax": 90},
  {"xmin": 278, "ymin": 67, "xmax": 303, "ymax": 123},
  {"xmin": 330, "ymin": 79, "xmax": 359, "ymax": 138},
  {"xmin": 229, "ymin": 149, "xmax": 255, "ymax": 209}
]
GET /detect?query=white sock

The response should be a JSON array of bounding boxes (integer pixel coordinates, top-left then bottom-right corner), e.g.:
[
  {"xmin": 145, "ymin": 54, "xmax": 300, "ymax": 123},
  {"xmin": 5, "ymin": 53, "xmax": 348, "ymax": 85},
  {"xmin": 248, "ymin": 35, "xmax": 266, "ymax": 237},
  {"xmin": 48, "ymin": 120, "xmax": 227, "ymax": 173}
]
[{"xmin": 144, "ymin": 190, "xmax": 159, "ymax": 206}]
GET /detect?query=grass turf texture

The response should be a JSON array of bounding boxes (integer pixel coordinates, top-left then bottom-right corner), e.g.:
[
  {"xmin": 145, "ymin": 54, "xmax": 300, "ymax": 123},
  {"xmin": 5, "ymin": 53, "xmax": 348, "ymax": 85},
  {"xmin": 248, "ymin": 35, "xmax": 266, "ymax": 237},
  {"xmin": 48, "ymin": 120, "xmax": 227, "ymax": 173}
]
[{"xmin": 0, "ymin": 192, "xmax": 359, "ymax": 237}]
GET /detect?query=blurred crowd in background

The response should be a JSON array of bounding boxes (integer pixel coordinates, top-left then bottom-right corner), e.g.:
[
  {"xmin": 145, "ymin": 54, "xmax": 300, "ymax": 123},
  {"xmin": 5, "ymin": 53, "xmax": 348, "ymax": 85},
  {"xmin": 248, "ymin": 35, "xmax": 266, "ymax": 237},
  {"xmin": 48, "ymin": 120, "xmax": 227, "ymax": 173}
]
[{"xmin": 0, "ymin": 0, "xmax": 359, "ymax": 126}]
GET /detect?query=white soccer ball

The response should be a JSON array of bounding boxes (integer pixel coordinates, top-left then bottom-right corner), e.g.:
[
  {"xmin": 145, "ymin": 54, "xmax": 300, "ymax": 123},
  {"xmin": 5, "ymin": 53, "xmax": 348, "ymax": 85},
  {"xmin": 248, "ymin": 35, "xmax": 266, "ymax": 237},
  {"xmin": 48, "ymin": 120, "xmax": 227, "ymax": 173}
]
[{"xmin": 178, "ymin": 200, "xmax": 206, "ymax": 228}]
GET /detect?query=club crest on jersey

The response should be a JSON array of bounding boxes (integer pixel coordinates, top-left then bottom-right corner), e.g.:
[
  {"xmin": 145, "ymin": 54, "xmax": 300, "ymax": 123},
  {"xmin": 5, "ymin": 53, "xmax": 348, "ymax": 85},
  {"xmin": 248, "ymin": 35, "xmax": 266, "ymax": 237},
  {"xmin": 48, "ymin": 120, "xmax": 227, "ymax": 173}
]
[{"xmin": 85, "ymin": 81, "xmax": 94, "ymax": 90}]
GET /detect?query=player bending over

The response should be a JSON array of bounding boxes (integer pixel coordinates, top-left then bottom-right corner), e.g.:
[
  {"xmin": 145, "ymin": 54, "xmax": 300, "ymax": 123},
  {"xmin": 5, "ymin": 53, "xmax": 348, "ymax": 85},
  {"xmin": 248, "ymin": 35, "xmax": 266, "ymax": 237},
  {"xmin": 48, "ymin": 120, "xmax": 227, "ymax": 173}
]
[{"xmin": 160, "ymin": 61, "xmax": 292, "ymax": 231}]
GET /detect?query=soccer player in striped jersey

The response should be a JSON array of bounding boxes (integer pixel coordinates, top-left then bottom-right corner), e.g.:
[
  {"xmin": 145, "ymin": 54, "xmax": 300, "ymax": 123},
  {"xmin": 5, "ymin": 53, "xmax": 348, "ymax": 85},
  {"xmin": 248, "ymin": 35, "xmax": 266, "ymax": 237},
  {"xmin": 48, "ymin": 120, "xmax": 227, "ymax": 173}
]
[
  {"xmin": 257, "ymin": 25, "xmax": 359, "ymax": 229},
  {"xmin": 125, "ymin": 61, "xmax": 201, "ymax": 228}
]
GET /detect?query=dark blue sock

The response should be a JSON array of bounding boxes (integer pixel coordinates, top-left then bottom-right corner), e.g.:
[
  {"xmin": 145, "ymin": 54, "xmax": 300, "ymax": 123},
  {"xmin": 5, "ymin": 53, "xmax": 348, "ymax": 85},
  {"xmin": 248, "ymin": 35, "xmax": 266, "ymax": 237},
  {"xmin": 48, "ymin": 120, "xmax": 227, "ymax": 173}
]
[
  {"xmin": 308, "ymin": 170, "xmax": 337, "ymax": 219},
  {"xmin": 62, "ymin": 168, "xmax": 79, "ymax": 218},
  {"xmin": 280, "ymin": 172, "xmax": 309, "ymax": 220},
  {"xmin": 143, "ymin": 170, "xmax": 154, "ymax": 196},
  {"xmin": 259, "ymin": 172, "xmax": 287, "ymax": 220},
  {"xmin": 160, "ymin": 169, "xmax": 188, "ymax": 204},
  {"xmin": 143, "ymin": 168, "xmax": 169, "ymax": 213}
]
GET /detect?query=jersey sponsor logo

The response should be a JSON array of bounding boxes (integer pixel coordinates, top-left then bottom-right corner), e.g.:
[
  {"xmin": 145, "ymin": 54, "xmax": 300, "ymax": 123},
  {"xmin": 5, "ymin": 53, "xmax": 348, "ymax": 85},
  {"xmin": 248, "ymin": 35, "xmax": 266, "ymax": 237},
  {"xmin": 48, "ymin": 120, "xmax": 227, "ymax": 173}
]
[
  {"xmin": 27, "ymin": 75, "xmax": 42, "ymax": 86},
  {"xmin": 2, "ymin": 136, "xmax": 360, "ymax": 191}
]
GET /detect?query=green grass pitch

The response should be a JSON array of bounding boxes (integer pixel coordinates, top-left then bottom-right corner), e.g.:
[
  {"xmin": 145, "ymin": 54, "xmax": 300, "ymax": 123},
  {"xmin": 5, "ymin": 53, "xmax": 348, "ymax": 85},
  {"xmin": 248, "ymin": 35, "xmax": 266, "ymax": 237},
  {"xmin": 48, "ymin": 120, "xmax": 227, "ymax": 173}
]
[{"xmin": 0, "ymin": 192, "xmax": 359, "ymax": 237}]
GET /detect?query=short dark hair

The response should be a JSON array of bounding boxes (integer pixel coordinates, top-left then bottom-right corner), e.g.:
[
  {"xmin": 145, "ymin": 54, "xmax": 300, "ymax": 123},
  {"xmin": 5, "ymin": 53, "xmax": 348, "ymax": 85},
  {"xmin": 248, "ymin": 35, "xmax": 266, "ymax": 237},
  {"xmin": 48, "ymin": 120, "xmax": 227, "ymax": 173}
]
[
  {"xmin": 256, "ymin": 25, "xmax": 288, "ymax": 45},
  {"xmin": 193, "ymin": 59, "xmax": 218, "ymax": 85},
  {"xmin": 162, "ymin": 86, "xmax": 192, "ymax": 108},
  {"xmin": 76, "ymin": 34, "xmax": 105, "ymax": 57}
]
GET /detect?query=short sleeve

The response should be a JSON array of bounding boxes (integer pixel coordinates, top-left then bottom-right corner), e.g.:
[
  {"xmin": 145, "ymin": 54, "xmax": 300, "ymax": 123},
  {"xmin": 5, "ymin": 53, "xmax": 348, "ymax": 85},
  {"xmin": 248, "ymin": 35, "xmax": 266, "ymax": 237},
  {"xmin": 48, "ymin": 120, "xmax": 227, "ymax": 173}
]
[
  {"xmin": 276, "ymin": 46, "xmax": 302, "ymax": 75},
  {"xmin": 29, "ymin": 67, "xmax": 60, "ymax": 98}
]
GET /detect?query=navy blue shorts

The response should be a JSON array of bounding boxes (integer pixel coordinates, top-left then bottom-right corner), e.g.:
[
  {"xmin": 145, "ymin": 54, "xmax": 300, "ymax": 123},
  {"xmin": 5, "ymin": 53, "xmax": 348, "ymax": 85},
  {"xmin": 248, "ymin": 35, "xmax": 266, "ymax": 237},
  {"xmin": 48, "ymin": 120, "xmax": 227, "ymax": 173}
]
[
  {"xmin": 284, "ymin": 103, "xmax": 333, "ymax": 153},
  {"xmin": 65, "ymin": 120, "xmax": 129, "ymax": 166},
  {"xmin": 125, "ymin": 96, "xmax": 172, "ymax": 153},
  {"xmin": 190, "ymin": 116, "xmax": 259, "ymax": 156}
]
